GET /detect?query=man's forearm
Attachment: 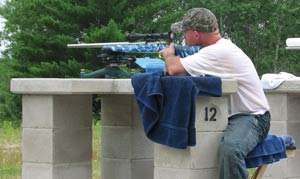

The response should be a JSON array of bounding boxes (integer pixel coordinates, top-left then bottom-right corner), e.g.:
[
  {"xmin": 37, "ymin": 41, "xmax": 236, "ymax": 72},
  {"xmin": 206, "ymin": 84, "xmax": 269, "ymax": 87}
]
[{"xmin": 164, "ymin": 55, "xmax": 187, "ymax": 76}]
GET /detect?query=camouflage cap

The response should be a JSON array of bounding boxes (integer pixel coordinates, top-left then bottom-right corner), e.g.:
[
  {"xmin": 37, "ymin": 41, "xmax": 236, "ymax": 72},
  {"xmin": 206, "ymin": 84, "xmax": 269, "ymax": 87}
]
[{"xmin": 171, "ymin": 8, "xmax": 218, "ymax": 33}]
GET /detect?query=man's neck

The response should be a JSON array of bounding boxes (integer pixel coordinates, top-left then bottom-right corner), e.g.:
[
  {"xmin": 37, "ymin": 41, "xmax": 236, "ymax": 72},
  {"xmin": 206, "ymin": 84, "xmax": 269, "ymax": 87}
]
[{"xmin": 201, "ymin": 31, "xmax": 222, "ymax": 46}]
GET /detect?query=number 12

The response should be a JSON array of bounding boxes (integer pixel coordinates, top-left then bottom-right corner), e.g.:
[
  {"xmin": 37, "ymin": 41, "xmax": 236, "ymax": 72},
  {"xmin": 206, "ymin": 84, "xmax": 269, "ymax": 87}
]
[{"xmin": 204, "ymin": 107, "xmax": 217, "ymax": 121}]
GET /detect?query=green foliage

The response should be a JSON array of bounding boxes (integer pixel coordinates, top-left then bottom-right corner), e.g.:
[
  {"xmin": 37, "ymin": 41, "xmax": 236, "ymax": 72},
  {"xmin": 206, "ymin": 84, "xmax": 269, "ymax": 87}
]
[
  {"xmin": 28, "ymin": 59, "xmax": 85, "ymax": 78},
  {"xmin": 207, "ymin": 0, "xmax": 300, "ymax": 75},
  {"xmin": 0, "ymin": 59, "xmax": 22, "ymax": 124},
  {"xmin": 84, "ymin": 20, "xmax": 125, "ymax": 43},
  {"xmin": 1, "ymin": 0, "xmax": 96, "ymax": 63},
  {"xmin": 121, "ymin": 0, "xmax": 184, "ymax": 33}
]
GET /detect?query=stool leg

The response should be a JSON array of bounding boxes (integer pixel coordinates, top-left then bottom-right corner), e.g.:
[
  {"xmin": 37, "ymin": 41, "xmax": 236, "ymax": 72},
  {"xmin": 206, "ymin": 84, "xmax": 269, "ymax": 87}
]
[{"xmin": 251, "ymin": 165, "xmax": 268, "ymax": 179}]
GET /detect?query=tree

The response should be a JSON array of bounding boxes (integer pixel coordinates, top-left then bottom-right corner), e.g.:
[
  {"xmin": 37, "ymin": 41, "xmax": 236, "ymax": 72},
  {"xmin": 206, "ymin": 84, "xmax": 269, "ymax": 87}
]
[
  {"xmin": 0, "ymin": 0, "xmax": 175, "ymax": 123},
  {"xmin": 0, "ymin": 0, "xmax": 98, "ymax": 63},
  {"xmin": 0, "ymin": 0, "xmax": 300, "ymax": 123},
  {"xmin": 185, "ymin": 0, "xmax": 300, "ymax": 75}
]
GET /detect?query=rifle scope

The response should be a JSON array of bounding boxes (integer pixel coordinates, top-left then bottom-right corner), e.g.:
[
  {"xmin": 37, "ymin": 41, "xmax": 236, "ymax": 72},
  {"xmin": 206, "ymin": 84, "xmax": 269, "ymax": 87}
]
[{"xmin": 126, "ymin": 32, "xmax": 176, "ymax": 42}]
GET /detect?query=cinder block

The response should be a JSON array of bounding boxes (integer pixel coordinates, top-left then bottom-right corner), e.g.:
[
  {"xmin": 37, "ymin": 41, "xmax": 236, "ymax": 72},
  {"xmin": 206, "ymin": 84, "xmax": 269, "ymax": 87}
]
[
  {"xmin": 23, "ymin": 128, "xmax": 92, "ymax": 164},
  {"xmin": 287, "ymin": 95, "xmax": 300, "ymax": 122},
  {"xmin": 53, "ymin": 162, "xmax": 92, "ymax": 179},
  {"xmin": 154, "ymin": 132, "xmax": 223, "ymax": 169},
  {"xmin": 101, "ymin": 126, "xmax": 132, "ymax": 159},
  {"xmin": 131, "ymin": 127, "xmax": 154, "ymax": 159},
  {"xmin": 190, "ymin": 132, "xmax": 224, "ymax": 168},
  {"xmin": 101, "ymin": 158, "xmax": 131, "ymax": 179},
  {"xmin": 287, "ymin": 122, "xmax": 300, "ymax": 148},
  {"xmin": 101, "ymin": 95, "xmax": 133, "ymax": 126},
  {"xmin": 23, "ymin": 95, "xmax": 54, "ymax": 128},
  {"xmin": 132, "ymin": 99, "xmax": 143, "ymax": 127},
  {"xmin": 195, "ymin": 97, "xmax": 228, "ymax": 132},
  {"xmin": 154, "ymin": 144, "xmax": 191, "ymax": 169},
  {"xmin": 53, "ymin": 128, "xmax": 92, "ymax": 163},
  {"xmin": 264, "ymin": 159, "xmax": 288, "ymax": 178},
  {"xmin": 131, "ymin": 159, "xmax": 154, "ymax": 179},
  {"xmin": 287, "ymin": 150, "xmax": 300, "ymax": 178},
  {"xmin": 154, "ymin": 167, "xmax": 218, "ymax": 179},
  {"xmin": 266, "ymin": 93, "xmax": 288, "ymax": 121},
  {"xmin": 189, "ymin": 168, "xmax": 219, "ymax": 179},
  {"xmin": 22, "ymin": 128, "xmax": 53, "ymax": 163},
  {"xmin": 101, "ymin": 158, "xmax": 153, "ymax": 179},
  {"xmin": 22, "ymin": 162, "xmax": 53, "ymax": 179},
  {"xmin": 22, "ymin": 95, "xmax": 92, "ymax": 129},
  {"xmin": 102, "ymin": 126, "xmax": 153, "ymax": 159},
  {"xmin": 52, "ymin": 95, "xmax": 92, "ymax": 129},
  {"xmin": 154, "ymin": 168, "xmax": 191, "ymax": 179},
  {"xmin": 269, "ymin": 121, "xmax": 287, "ymax": 135}
]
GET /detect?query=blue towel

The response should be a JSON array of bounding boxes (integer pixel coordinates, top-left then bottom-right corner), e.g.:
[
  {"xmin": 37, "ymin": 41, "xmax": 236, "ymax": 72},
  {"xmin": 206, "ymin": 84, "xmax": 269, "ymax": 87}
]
[
  {"xmin": 245, "ymin": 135, "xmax": 287, "ymax": 168},
  {"xmin": 278, "ymin": 135, "xmax": 296, "ymax": 148},
  {"xmin": 131, "ymin": 72, "xmax": 222, "ymax": 149}
]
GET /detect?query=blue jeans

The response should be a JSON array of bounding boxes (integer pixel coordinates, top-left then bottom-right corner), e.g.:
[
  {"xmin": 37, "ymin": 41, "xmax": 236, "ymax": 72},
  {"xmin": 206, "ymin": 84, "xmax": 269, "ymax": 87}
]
[{"xmin": 218, "ymin": 112, "xmax": 270, "ymax": 179}]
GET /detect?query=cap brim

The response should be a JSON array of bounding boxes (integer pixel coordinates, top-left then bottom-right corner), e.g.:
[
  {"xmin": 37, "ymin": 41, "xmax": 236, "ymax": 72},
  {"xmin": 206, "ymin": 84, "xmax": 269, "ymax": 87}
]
[{"xmin": 171, "ymin": 21, "xmax": 183, "ymax": 33}]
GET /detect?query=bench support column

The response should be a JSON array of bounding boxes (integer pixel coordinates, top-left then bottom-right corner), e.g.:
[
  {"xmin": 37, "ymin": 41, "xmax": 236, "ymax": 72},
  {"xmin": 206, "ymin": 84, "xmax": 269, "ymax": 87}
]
[
  {"xmin": 266, "ymin": 93, "xmax": 300, "ymax": 178},
  {"xmin": 101, "ymin": 95, "xmax": 154, "ymax": 179},
  {"xmin": 154, "ymin": 96, "xmax": 229, "ymax": 179},
  {"xmin": 22, "ymin": 95, "xmax": 93, "ymax": 179}
]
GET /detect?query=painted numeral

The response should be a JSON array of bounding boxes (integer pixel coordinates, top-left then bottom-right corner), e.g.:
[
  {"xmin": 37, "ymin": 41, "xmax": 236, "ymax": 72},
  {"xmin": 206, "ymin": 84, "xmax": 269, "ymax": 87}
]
[{"xmin": 204, "ymin": 107, "xmax": 217, "ymax": 121}]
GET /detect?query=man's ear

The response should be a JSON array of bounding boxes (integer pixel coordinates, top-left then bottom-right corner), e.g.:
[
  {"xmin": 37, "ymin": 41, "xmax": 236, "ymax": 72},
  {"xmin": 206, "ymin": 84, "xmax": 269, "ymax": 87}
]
[{"xmin": 193, "ymin": 31, "xmax": 201, "ymax": 40}]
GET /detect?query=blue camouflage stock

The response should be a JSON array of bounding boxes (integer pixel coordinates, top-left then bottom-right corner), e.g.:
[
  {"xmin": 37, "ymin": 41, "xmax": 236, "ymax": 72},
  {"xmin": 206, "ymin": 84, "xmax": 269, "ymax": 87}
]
[{"xmin": 102, "ymin": 43, "xmax": 201, "ymax": 58}]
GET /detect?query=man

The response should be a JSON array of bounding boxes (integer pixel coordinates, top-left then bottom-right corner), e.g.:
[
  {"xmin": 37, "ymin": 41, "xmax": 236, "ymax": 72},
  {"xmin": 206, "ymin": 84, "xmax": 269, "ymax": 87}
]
[{"xmin": 159, "ymin": 8, "xmax": 270, "ymax": 179}]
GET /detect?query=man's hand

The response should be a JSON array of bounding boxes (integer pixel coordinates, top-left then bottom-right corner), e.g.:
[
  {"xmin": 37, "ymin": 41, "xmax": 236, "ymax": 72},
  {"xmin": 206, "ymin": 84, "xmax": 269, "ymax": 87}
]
[
  {"xmin": 159, "ymin": 43, "xmax": 175, "ymax": 58},
  {"xmin": 158, "ymin": 43, "xmax": 187, "ymax": 76}
]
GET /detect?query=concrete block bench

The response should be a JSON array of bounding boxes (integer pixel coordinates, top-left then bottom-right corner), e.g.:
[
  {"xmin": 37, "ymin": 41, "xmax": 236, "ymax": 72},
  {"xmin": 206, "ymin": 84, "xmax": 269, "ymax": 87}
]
[
  {"xmin": 10, "ymin": 78, "xmax": 237, "ymax": 179},
  {"xmin": 10, "ymin": 78, "xmax": 300, "ymax": 179},
  {"xmin": 262, "ymin": 80, "xmax": 300, "ymax": 179}
]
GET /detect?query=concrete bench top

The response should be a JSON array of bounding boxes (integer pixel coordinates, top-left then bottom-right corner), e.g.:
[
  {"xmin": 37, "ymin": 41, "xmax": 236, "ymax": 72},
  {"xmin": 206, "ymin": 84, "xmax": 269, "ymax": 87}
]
[
  {"xmin": 10, "ymin": 78, "xmax": 238, "ymax": 95},
  {"xmin": 286, "ymin": 38, "xmax": 300, "ymax": 50},
  {"xmin": 264, "ymin": 79, "xmax": 300, "ymax": 93}
]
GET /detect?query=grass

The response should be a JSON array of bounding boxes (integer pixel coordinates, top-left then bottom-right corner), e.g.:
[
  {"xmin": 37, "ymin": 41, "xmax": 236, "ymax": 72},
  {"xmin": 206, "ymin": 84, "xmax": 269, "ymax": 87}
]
[
  {"xmin": 92, "ymin": 121, "xmax": 101, "ymax": 179},
  {"xmin": 0, "ymin": 121, "xmax": 22, "ymax": 179},
  {"xmin": 0, "ymin": 120, "xmax": 102, "ymax": 179}
]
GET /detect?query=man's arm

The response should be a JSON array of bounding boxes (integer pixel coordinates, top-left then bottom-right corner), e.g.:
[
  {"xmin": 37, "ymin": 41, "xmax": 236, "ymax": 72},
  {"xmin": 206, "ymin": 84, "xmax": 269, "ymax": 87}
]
[{"xmin": 159, "ymin": 43, "xmax": 188, "ymax": 76}]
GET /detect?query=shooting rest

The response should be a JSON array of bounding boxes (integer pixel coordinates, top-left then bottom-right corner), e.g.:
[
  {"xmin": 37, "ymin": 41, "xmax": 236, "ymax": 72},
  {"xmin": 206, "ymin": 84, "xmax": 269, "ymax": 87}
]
[
  {"xmin": 69, "ymin": 42, "xmax": 201, "ymax": 78},
  {"xmin": 80, "ymin": 48, "xmax": 136, "ymax": 78}
]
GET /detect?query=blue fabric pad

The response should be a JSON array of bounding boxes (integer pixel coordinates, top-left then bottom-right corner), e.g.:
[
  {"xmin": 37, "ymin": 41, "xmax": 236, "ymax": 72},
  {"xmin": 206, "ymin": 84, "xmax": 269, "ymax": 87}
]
[
  {"xmin": 102, "ymin": 44, "xmax": 201, "ymax": 57},
  {"xmin": 245, "ymin": 135, "xmax": 290, "ymax": 168},
  {"xmin": 135, "ymin": 57, "xmax": 165, "ymax": 72}
]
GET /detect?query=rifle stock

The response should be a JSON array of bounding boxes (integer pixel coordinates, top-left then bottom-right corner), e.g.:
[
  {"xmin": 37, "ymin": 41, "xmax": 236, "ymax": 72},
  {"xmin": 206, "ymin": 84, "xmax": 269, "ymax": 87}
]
[
  {"xmin": 68, "ymin": 42, "xmax": 201, "ymax": 57},
  {"xmin": 67, "ymin": 41, "xmax": 150, "ymax": 48}
]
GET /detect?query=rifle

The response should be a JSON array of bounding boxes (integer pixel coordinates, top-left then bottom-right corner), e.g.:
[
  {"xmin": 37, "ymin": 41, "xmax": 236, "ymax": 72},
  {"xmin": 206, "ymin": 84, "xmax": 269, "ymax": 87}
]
[{"xmin": 67, "ymin": 32, "xmax": 201, "ymax": 78}]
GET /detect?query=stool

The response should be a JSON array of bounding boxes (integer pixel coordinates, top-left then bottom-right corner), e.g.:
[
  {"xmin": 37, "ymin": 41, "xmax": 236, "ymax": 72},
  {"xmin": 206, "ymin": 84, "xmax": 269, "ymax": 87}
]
[{"xmin": 245, "ymin": 135, "xmax": 296, "ymax": 179}]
